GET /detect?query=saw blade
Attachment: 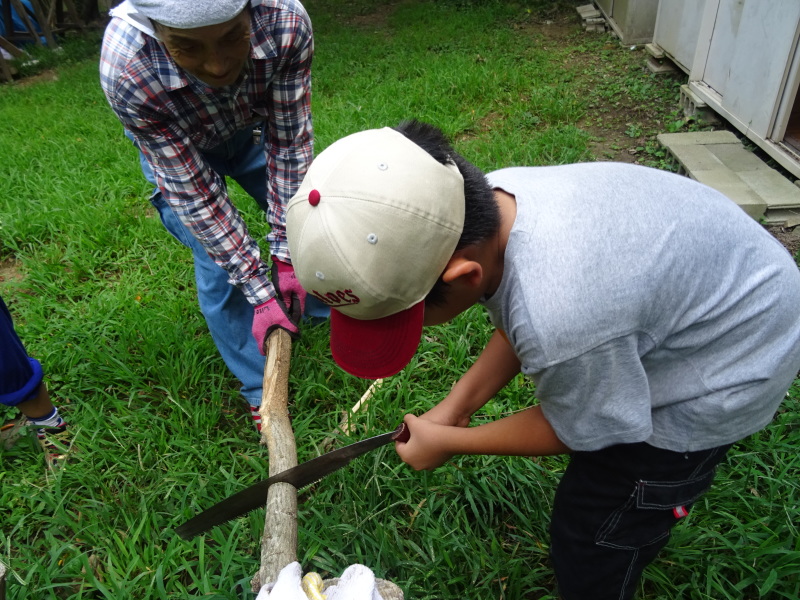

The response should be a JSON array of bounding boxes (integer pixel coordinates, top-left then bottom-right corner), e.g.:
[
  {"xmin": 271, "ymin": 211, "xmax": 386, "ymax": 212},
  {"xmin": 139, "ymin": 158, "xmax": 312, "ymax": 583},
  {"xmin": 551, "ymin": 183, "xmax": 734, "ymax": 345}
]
[{"xmin": 176, "ymin": 423, "xmax": 408, "ymax": 539}]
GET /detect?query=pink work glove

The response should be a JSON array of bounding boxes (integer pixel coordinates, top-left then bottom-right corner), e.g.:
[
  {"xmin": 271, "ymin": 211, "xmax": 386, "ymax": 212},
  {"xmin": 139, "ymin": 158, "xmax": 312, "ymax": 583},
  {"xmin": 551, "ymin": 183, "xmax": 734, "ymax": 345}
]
[
  {"xmin": 251, "ymin": 258, "xmax": 306, "ymax": 355},
  {"xmin": 270, "ymin": 257, "xmax": 307, "ymax": 319},
  {"xmin": 252, "ymin": 297, "xmax": 300, "ymax": 355}
]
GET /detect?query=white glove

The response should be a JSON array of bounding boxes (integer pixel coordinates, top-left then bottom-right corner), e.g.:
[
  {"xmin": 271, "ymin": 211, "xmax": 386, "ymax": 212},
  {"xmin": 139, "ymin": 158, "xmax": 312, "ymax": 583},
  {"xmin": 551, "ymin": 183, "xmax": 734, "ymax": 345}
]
[
  {"xmin": 255, "ymin": 562, "xmax": 308, "ymax": 600},
  {"xmin": 325, "ymin": 564, "xmax": 385, "ymax": 600},
  {"xmin": 255, "ymin": 562, "xmax": 386, "ymax": 600}
]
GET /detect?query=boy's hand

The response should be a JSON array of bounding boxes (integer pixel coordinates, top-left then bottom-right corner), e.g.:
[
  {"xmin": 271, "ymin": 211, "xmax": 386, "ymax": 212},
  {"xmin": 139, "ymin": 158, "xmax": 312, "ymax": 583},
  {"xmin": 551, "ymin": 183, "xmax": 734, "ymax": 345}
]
[
  {"xmin": 395, "ymin": 414, "xmax": 454, "ymax": 471},
  {"xmin": 420, "ymin": 401, "xmax": 471, "ymax": 428}
]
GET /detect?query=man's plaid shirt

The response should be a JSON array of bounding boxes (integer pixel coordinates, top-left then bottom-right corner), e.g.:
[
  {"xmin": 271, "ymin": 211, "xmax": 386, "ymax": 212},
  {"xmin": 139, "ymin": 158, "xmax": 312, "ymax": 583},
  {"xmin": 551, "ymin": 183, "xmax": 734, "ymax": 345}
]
[{"xmin": 99, "ymin": 0, "xmax": 313, "ymax": 305}]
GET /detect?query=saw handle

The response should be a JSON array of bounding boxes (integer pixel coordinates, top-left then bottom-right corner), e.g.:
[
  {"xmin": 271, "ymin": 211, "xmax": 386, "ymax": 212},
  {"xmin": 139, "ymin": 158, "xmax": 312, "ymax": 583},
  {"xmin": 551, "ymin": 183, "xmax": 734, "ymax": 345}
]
[{"xmin": 392, "ymin": 422, "xmax": 410, "ymax": 443}]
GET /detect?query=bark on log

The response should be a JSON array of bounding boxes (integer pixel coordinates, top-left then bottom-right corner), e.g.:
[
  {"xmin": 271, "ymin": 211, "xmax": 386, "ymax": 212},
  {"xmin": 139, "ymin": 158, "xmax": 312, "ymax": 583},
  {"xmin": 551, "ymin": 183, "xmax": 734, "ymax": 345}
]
[
  {"xmin": 249, "ymin": 333, "xmax": 405, "ymax": 595},
  {"xmin": 252, "ymin": 329, "xmax": 298, "ymax": 591}
]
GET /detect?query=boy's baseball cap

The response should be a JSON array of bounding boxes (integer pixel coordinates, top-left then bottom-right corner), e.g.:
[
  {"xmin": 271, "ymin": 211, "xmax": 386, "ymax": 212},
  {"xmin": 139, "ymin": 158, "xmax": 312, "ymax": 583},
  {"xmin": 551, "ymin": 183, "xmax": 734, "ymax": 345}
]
[{"xmin": 286, "ymin": 127, "xmax": 465, "ymax": 379}]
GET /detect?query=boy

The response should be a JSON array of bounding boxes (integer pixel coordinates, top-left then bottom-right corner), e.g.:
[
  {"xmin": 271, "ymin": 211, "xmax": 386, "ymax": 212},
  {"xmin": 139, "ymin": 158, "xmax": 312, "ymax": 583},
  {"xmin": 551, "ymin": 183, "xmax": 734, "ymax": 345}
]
[
  {"xmin": 1, "ymin": 295, "xmax": 70, "ymax": 469},
  {"xmin": 285, "ymin": 121, "xmax": 800, "ymax": 599}
]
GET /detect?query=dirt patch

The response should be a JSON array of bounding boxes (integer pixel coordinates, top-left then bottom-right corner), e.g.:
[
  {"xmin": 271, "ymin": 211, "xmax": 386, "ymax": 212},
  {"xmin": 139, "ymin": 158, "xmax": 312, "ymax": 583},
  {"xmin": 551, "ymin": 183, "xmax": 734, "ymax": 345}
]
[
  {"xmin": 13, "ymin": 69, "xmax": 59, "ymax": 87},
  {"xmin": 330, "ymin": 0, "xmax": 402, "ymax": 29},
  {"xmin": 507, "ymin": 10, "xmax": 688, "ymax": 165},
  {"xmin": 765, "ymin": 225, "xmax": 800, "ymax": 258},
  {"xmin": 0, "ymin": 259, "xmax": 24, "ymax": 284},
  {"xmin": 572, "ymin": 46, "xmax": 687, "ymax": 164},
  {"xmin": 1, "ymin": 417, "xmax": 28, "ymax": 449}
]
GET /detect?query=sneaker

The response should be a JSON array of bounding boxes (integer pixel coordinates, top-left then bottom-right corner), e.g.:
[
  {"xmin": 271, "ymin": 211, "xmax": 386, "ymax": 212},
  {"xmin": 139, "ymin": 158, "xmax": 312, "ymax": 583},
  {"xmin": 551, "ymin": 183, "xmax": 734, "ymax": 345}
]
[{"xmin": 35, "ymin": 424, "xmax": 71, "ymax": 470}]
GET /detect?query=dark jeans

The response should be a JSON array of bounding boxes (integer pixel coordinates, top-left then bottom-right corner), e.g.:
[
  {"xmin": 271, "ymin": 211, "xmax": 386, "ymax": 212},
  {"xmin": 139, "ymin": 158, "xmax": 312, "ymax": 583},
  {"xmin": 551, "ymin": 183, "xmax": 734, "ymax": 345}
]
[
  {"xmin": 550, "ymin": 441, "xmax": 733, "ymax": 600},
  {"xmin": 125, "ymin": 128, "xmax": 329, "ymax": 407},
  {"xmin": 0, "ymin": 295, "xmax": 43, "ymax": 406}
]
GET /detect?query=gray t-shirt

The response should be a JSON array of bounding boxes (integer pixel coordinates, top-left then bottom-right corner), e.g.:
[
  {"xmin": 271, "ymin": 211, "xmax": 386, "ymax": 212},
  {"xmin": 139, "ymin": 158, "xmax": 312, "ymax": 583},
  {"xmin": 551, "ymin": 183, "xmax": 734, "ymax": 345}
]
[{"xmin": 482, "ymin": 163, "xmax": 800, "ymax": 452}]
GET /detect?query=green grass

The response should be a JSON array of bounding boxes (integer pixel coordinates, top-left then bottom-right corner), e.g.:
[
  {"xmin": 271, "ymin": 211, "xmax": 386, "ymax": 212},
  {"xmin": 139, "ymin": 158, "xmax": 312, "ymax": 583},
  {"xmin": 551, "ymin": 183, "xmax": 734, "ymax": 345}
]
[{"xmin": 1, "ymin": 1, "xmax": 799, "ymax": 598}]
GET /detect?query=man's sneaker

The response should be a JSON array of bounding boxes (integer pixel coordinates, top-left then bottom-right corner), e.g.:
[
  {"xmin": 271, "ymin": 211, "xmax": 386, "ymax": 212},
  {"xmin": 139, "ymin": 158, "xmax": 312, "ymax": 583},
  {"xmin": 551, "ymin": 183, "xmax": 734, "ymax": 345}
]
[{"xmin": 36, "ymin": 424, "xmax": 71, "ymax": 470}]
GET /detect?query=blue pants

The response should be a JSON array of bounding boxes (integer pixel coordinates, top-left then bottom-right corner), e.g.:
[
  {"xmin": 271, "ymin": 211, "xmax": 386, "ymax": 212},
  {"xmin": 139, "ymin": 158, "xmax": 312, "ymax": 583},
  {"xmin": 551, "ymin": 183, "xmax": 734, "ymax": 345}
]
[
  {"xmin": 0, "ymin": 295, "xmax": 43, "ymax": 406},
  {"xmin": 129, "ymin": 128, "xmax": 328, "ymax": 407},
  {"xmin": 549, "ymin": 440, "xmax": 733, "ymax": 599}
]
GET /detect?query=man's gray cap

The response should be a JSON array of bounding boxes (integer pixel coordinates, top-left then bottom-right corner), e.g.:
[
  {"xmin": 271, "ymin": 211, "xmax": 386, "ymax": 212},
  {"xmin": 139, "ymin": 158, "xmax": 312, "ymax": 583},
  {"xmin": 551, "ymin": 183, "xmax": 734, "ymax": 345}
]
[{"xmin": 128, "ymin": 0, "xmax": 250, "ymax": 29}]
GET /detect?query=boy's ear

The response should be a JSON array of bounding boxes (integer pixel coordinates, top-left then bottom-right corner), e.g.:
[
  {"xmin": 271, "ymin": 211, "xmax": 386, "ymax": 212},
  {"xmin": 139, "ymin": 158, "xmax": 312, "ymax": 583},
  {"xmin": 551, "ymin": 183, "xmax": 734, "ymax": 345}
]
[{"xmin": 441, "ymin": 253, "xmax": 483, "ymax": 287}]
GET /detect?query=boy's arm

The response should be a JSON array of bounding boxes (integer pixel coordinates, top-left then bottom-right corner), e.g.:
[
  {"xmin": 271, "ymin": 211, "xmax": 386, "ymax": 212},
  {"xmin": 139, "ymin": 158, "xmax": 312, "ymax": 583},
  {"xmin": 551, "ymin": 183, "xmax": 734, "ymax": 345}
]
[
  {"xmin": 397, "ymin": 328, "xmax": 570, "ymax": 470},
  {"xmin": 421, "ymin": 328, "xmax": 522, "ymax": 428},
  {"xmin": 397, "ymin": 406, "xmax": 569, "ymax": 471}
]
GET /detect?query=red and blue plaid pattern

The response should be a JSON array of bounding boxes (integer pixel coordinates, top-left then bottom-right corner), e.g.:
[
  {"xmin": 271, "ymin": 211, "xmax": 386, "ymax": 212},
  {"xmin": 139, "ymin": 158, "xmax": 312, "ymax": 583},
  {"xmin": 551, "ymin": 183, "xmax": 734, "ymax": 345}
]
[{"xmin": 99, "ymin": 0, "xmax": 314, "ymax": 305}]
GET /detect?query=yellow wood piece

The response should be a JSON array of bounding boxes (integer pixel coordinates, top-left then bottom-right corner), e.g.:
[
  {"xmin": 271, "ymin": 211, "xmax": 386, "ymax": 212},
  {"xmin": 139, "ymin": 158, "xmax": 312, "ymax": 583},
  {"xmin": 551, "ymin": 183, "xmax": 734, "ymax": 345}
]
[{"xmin": 302, "ymin": 572, "xmax": 326, "ymax": 600}]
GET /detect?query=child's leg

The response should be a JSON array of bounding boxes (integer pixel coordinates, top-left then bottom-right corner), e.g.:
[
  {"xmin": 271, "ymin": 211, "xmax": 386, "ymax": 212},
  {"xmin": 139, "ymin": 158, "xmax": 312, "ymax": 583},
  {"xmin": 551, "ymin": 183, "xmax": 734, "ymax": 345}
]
[
  {"xmin": 1, "ymin": 295, "xmax": 68, "ymax": 467},
  {"xmin": 549, "ymin": 441, "xmax": 732, "ymax": 600},
  {"xmin": 0, "ymin": 295, "xmax": 45, "ymax": 410},
  {"xmin": 16, "ymin": 381, "xmax": 55, "ymax": 421}
]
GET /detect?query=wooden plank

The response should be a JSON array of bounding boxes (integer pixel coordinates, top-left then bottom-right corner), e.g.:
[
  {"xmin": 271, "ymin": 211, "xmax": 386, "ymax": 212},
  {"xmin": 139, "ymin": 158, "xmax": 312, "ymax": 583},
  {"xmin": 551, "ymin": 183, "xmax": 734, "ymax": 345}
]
[
  {"xmin": 61, "ymin": 0, "xmax": 82, "ymax": 26},
  {"xmin": 27, "ymin": 0, "xmax": 58, "ymax": 47},
  {"xmin": 0, "ymin": 36, "xmax": 24, "ymax": 58},
  {"xmin": 0, "ymin": 51, "xmax": 14, "ymax": 83},
  {"xmin": 8, "ymin": 0, "xmax": 45, "ymax": 46}
]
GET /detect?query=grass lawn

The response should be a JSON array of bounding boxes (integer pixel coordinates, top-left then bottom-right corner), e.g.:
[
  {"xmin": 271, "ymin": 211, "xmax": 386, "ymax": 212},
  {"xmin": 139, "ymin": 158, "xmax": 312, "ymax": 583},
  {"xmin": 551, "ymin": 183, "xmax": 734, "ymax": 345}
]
[{"xmin": 1, "ymin": 1, "xmax": 799, "ymax": 598}]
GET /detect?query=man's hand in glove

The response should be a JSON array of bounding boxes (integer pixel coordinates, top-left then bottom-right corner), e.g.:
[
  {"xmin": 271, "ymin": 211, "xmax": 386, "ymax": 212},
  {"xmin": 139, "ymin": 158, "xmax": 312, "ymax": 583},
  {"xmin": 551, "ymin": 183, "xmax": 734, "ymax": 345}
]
[
  {"xmin": 271, "ymin": 257, "xmax": 306, "ymax": 321},
  {"xmin": 255, "ymin": 562, "xmax": 307, "ymax": 600},
  {"xmin": 251, "ymin": 257, "xmax": 308, "ymax": 354},
  {"xmin": 252, "ymin": 296, "xmax": 299, "ymax": 355},
  {"xmin": 255, "ymin": 562, "xmax": 385, "ymax": 600}
]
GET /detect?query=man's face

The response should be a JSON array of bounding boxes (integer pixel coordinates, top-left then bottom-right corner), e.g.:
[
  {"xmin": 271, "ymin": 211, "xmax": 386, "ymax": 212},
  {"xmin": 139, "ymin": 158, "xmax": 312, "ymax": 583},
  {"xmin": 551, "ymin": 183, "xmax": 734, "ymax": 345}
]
[{"xmin": 157, "ymin": 8, "xmax": 251, "ymax": 88}]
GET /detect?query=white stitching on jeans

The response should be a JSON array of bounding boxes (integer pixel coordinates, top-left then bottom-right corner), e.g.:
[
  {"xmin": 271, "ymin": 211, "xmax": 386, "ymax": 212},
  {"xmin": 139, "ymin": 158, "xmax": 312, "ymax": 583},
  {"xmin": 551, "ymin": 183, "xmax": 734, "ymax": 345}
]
[
  {"xmin": 618, "ymin": 548, "xmax": 638, "ymax": 600},
  {"xmin": 637, "ymin": 471, "xmax": 715, "ymax": 508}
]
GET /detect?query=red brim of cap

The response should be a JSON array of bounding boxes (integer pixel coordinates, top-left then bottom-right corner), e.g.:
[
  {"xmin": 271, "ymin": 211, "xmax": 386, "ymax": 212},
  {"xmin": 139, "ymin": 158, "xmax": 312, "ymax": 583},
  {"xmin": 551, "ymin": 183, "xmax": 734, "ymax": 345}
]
[{"xmin": 330, "ymin": 301, "xmax": 424, "ymax": 379}]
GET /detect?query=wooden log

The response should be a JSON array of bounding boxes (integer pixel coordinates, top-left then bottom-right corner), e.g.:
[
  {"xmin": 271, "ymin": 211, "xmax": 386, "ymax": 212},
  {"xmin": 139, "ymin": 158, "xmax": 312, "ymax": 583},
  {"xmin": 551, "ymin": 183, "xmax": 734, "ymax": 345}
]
[
  {"xmin": 247, "ymin": 334, "xmax": 404, "ymax": 595},
  {"xmin": 252, "ymin": 329, "xmax": 298, "ymax": 592}
]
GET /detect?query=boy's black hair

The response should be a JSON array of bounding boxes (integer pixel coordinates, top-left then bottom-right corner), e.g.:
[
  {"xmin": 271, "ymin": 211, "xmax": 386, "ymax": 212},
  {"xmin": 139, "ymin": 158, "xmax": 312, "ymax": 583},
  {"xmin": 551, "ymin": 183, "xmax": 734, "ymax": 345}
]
[{"xmin": 394, "ymin": 119, "xmax": 500, "ymax": 306}]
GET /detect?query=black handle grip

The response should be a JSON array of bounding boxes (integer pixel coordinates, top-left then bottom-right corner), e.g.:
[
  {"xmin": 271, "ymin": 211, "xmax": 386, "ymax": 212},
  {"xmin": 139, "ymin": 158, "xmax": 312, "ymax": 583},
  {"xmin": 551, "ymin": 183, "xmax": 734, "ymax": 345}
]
[{"xmin": 392, "ymin": 422, "xmax": 410, "ymax": 443}]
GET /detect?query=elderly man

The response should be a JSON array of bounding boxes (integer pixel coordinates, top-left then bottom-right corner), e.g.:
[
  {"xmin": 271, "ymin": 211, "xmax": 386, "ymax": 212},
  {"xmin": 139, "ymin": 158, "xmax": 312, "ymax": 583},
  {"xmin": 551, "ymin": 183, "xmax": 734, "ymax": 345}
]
[{"xmin": 99, "ymin": 0, "xmax": 328, "ymax": 432}]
